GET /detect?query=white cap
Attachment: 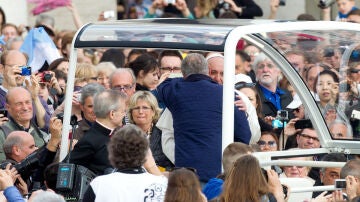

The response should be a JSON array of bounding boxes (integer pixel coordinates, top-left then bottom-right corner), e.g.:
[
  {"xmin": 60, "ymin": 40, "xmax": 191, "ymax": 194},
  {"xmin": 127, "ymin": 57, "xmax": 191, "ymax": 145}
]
[
  {"xmin": 235, "ymin": 74, "xmax": 253, "ymax": 84},
  {"xmin": 286, "ymin": 94, "xmax": 302, "ymax": 109}
]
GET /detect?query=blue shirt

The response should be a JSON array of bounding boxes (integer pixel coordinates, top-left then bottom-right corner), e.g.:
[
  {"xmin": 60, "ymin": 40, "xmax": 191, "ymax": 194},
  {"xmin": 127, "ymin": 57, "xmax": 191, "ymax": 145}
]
[
  {"xmin": 259, "ymin": 85, "xmax": 285, "ymax": 110},
  {"xmin": 3, "ymin": 186, "xmax": 24, "ymax": 202}
]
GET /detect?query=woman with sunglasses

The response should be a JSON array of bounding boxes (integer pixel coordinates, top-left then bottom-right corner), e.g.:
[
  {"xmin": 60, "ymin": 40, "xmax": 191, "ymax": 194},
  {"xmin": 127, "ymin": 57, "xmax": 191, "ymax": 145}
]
[{"xmin": 257, "ymin": 131, "xmax": 279, "ymax": 152}]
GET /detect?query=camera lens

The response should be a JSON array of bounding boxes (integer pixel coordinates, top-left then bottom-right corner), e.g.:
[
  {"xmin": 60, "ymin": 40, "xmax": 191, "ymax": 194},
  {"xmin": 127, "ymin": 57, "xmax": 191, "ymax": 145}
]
[{"xmin": 44, "ymin": 73, "xmax": 52, "ymax": 82}]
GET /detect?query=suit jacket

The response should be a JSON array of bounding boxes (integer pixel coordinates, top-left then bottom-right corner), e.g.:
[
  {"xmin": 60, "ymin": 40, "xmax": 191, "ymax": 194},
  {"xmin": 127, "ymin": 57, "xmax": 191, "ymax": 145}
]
[{"xmin": 69, "ymin": 121, "xmax": 112, "ymax": 175}]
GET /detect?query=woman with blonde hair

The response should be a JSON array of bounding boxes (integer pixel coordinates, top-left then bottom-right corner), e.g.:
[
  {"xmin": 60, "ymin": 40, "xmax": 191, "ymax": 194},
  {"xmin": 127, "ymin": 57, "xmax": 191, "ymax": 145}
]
[
  {"xmin": 193, "ymin": 0, "xmax": 217, "ymax": 19},
  {"xmin": 128, "ymin": 91, "xmax": 174, "ymax": 169},
  {"xmin": 95, "ymin": 62, "xmax": 116, "ymax": 89},
  {"xmin": 75, "ymin": 63, "xmax": 97, "ymax": 83},
  {"xmin": 165, "ymin": 168, "xmax": 206, "ymax": 202}
]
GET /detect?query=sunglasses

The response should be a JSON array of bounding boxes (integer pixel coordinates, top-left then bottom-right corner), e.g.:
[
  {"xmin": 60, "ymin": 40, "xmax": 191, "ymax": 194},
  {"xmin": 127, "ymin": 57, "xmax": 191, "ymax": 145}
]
[
  {"xmin": 235, "ymin": 82, "xmax": 256, "ymax": 90},
  {"xmin": 257, "ymin": 140, "xmax": 277, "ymax": 147},
  {"xmin": 292, "ymin": 107, "xmax": 301, "ymax": 113},
  {"xmin": 350, "ymin": 69, "xmax": 360, "ymax": 74}
]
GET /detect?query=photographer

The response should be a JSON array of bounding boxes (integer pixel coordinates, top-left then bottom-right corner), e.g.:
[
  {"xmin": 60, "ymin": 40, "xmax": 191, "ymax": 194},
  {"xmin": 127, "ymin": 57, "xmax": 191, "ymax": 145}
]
[
  {"xmin": 1, "ymin": 116, "xmax": 62, "ymax": 190},
  {"xmin": 37, "ymin": 70, "xmax": 64, "ymax": 110},
  {"xmin": 0, "ymin": 50, "xmax": 51, "ymax": 131},
  {"xmin": 144, "ymin": 0, "xmax": 194, "ymax": 19},
  {"xmin": 321, "ymin": 0, "xmax": 358, "ymax": 21},
  {"xmin": 214, "ymin": 0, "xmax": 263, "ymax": 19}
]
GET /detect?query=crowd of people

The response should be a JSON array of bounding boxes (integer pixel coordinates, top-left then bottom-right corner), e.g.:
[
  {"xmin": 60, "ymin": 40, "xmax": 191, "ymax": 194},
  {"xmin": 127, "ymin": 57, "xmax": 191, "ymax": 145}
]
[{"xmin": 0, "ymin": 0, "xmax": 359, "ymax": 201}]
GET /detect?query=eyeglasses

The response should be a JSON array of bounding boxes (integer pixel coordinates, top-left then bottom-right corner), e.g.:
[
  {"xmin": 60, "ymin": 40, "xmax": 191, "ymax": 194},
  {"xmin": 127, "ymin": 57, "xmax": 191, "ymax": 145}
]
[
  {"xmin": 112, "ymin": 85, "xmax": 134, "ymax": 91},
  {"xmin": 131, "ymin": 106, "xmax": 152, "ymax": 111},
  {"xmin": 235, "ymin": 82, "xmax": 256, "ymax": 90},
  {"xmin": 292, "ymin": 107, "xmax": 301, "ymax": 113},
  {"xmin": 160, "ymin": 66, "xmax": 181, "ymax": 72},
  {"xmin": 258, "ymin": 63, "xmax": 275, "ymax": 69},
  {"xmin": 257, "ymin": 140, "xmax": 277, "ymax": 148},
  {"xmin": 245, "ymin": 51, "xmax": 259, "ymax": 57},
  {"xmin": 299, "ymin": 134, "xmax": 319, "ymax": 142}
]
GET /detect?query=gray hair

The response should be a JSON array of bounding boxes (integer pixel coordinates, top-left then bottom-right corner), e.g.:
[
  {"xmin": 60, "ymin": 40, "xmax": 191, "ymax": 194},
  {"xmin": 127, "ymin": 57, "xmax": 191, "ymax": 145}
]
[
  {"xmin": 181, "ymin": 53, "xmax": 208, "ymax": 77},
  {"xmin": 35, "ymin": 14, "xmax": 55, "ymax": 28},
  {"xmin": 109, "ymin": 68, "xmax": 136, "ymax": 88},
  {"xmin": 252, "ymin": 52, "xmax": 272, "ymax": 72},
  {"xmin": 31, "ymin": 190, "xmax": 65, "ymax": 202},
  {"xmin": 95, "ymin": 62, "xmax": 116, "ymax": 76},
  {"xmin": 80, "ymin": 83, "xmax": 105, "ymax": 105},
  {"xmin": 3, "ymin": 135, "xmax": 22, "ymax": 158},
  {"xmin": 93, "ymin": 90, "xmax": 127, "ymax": 119},
  {"xmin": 329, "ymin": 119, "xmax": 353, "ymax": 138},
  {"xmin": 6, "ymin": 37, "xmax": 23, "ymax": 50},
  {"xmin": 340, "ymin": 159, "xmax": 360, "ymax": 179}
]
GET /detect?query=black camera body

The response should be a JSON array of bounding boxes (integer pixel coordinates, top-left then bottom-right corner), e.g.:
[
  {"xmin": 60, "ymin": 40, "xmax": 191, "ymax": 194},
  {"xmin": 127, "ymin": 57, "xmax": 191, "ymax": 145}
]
[
  {"xmin": 318, "ymin": 0, "xmax": 336, "ymax": 9},
  {"xmin": 0, "ymin": 148, "xmax": 41, "ymax": 180},
  {"xmin": 39, "ymin": 71, "xmax": 53, "ymax": 83},
  {"xmin": 218, "ymin": 0, "xmax": 230, "ymax": 11},
  {"xmin": 0, "ymin": 109, "xmax": 7, "ymax": 117}
]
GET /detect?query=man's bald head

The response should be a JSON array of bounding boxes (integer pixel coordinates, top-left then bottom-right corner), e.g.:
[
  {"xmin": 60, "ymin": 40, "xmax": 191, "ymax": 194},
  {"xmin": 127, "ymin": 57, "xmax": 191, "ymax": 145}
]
[{"xmin": 3, "ymin": 131, "xmax": 37, "ymax": 162}]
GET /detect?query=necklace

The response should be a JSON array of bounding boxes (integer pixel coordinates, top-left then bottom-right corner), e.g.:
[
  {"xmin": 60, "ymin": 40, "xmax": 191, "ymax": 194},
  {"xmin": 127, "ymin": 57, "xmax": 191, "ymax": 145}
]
[{"xmin": 145, "ymin": 123, "xmax": 153, "ymax": 137}]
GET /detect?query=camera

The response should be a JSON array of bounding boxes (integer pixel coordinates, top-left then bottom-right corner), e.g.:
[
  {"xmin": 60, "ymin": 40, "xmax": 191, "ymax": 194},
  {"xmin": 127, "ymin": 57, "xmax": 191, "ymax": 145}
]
[
  {"xmin": 279, "ymin": 0, "xmax": 286, "ymax": 6},
  {"xmin": 218, "ymin": 0, "xmax": 230, "ymax": 11},
  {"xmin": 262, "ymin": 168, "xmax": 288, "ymax": 199},
  {"xmin": 56, "ymin": 113, "xmax": 64, "ymax": 123},
  {"xmin": 0, "ymin": 109, "xmax": 7, "ymax": 117},
  {"xmin": 272, "ymin": 110, "xmax": 288, "ymax": 129},
  {"xmin": 20, "ymin": 66, "xmax": 32, "ymax": 76},
  {"xmin": 0, "ymin": 148, "xmax": 41, "ymax": 180},
  {"xmin": 318, "ymin": 0, "xmax": 335, "ymax": 9},
  {"xmin": 295, "ymin": 119, "xmax": 313, "ymax": 130},
  {"xmin": 39, "ymin": 71, "xmax": 53, "ymax": 83},
  {"xmin": 339, "ymin": 82, "xmax": 351, "ymax": 93},
  {"xmin": 335, "ymin": 179, "xmax": 346, "ymax": 189},
  {"xmin": 103, "ymin": 10, "xmax": 115, "ymax": 19}
]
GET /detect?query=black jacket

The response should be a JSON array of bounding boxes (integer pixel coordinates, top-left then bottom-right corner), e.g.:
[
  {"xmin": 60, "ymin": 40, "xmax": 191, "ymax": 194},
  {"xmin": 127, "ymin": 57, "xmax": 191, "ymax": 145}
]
[
  {"xmin": 150, "ymin": 126, "xmax": 174, "ymax": 169},
  {"xmin": 256, "ymin": 84, "xmax": 294, "ymax": 119},
  {"xmin": 69, "ymin": 121, "xmax": 112, "ymax": 175}
]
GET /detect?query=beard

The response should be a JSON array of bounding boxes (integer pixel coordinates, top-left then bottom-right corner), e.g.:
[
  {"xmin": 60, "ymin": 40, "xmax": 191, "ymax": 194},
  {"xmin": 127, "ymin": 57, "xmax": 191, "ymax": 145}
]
[{"xmin": 258, "ymin": 76, "xmax": 274, "ymax": 87}]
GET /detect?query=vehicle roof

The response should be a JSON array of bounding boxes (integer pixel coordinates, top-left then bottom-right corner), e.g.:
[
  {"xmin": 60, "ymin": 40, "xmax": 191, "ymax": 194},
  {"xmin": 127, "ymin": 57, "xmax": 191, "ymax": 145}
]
[{"xmin": 74, "ymin": 18, "xmax": 276, "ymax": 51}]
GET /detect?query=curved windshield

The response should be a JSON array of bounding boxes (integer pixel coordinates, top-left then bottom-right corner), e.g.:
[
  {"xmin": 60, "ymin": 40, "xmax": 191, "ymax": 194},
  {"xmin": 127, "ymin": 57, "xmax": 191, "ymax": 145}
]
[{"xmin": 255, "ymin": 30, "xmax": 360, "ymax": 141}]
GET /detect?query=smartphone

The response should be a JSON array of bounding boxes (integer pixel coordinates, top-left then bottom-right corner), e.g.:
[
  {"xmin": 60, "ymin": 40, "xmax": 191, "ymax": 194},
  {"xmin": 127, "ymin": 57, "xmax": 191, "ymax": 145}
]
[
  {"xmin": 339, "ymin": 82, "xmax": 350, "ymax": 92},
  {"xmin": 0, "ymin": 109, "xmax": 7, "ymax": 117},
  {"xmin": 294, "ymin": 119, "xmax": 313, "ymax": 130},
  {"xmin": 279, "ymin": 0, "xmax": 286, "ymax": 6},
  {"xmin": 20, "ymin": 66, "xmax": 31, "ymax": 76},
  {"xmin": 104, "ymin": 10, "xmax": 115, "ymax": 19},
  {"xmin": 335, "ymin": 179, "xmax": 346, "ymax": 189},
  {"xmin": 351, "ymin": 110, "xmax": 360, "ymax": 120}
]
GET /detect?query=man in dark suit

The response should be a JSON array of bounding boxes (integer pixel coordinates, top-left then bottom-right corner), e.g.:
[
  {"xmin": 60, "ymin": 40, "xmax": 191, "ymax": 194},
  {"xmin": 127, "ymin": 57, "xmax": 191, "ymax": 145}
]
[{"xmin": 69, "ymin": 90, "xmax": 127, "ymax": 175}]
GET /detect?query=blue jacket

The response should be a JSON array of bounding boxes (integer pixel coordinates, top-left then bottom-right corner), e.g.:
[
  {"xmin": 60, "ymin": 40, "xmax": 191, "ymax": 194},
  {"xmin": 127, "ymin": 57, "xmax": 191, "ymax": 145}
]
[{"xmin": 156, "ymin": 74, "xmax": 251, "ymax": 182}]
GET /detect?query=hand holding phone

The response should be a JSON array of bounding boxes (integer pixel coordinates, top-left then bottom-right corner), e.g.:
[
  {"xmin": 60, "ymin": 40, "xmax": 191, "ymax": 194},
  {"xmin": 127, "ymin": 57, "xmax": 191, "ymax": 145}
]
[{"xmin": 335, "ymin": 179, "xmax": 346, "ymax": 189}]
